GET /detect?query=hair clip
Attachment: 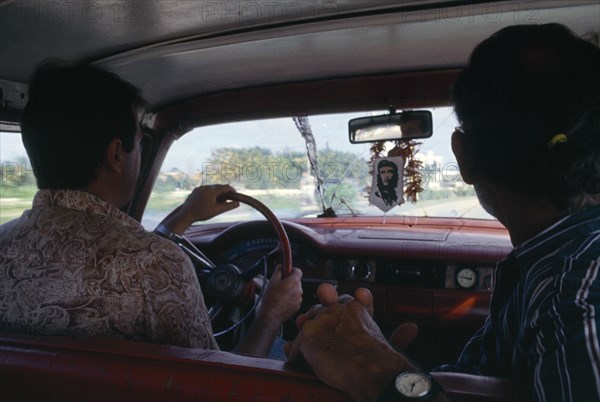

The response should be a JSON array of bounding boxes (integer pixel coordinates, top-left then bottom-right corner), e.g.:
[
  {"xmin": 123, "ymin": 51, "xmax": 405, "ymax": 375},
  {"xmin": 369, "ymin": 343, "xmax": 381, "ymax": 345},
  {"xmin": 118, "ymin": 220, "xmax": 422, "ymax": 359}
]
[{"xmin": 548, "ymin": 133, "xmax": 568, "ymax": 148}]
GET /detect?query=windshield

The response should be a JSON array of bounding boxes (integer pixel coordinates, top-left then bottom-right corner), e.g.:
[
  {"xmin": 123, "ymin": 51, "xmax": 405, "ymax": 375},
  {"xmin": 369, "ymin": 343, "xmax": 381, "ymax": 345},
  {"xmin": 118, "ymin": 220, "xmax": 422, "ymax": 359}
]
[{"xmin": 142, "ymin": 107, "xmax": 493, "ymax": 229}]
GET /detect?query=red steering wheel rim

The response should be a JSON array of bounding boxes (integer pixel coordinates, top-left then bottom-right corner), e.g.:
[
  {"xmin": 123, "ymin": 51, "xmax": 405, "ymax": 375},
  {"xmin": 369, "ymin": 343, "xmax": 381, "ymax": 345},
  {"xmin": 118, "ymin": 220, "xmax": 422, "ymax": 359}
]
[{"xmin": 221, "ymin": 192, "xmax": 292, "ymax": 277}]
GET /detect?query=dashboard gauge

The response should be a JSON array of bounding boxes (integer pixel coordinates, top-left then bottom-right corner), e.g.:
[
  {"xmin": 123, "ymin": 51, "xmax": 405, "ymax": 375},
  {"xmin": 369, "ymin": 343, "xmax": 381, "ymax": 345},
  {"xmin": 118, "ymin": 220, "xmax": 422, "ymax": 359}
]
[
  {"xmin": 352, "ymin": 261, "xmax": 372, "ymax": 280},
  {"xmin": 223, "ymin": 237, "xmax": 277, "ymax": 262},
  {"xmin": 223, "ymin": 237, "xmax": 319, "ymax": 272},
  {"xmin": 456, "ymin": 267, "xmax": 477, "ymax": 289}
]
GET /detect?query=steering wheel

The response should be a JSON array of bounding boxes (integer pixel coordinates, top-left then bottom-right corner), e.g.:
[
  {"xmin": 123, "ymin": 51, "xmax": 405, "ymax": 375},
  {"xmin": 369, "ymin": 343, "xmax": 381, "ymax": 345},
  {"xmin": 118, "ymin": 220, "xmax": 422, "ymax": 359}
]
[{"xmin": 171, "ymin": 192, "xmax": 292, "ymax": 336}]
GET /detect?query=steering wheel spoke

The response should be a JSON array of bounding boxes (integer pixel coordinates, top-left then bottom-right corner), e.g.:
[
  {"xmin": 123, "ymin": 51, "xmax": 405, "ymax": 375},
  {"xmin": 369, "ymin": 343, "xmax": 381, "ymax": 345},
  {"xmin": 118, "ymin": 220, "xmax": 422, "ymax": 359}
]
[
  {"xmin": 252, "ymin": 274, "xmax": 266, "ymax": 293},
  {"xmin": 208, "ymin": 301, "xmax": 225, "ymax": 321},
  {"xmin": 241, "ymin": 247, "xmax": 278, "ymax": 281}
]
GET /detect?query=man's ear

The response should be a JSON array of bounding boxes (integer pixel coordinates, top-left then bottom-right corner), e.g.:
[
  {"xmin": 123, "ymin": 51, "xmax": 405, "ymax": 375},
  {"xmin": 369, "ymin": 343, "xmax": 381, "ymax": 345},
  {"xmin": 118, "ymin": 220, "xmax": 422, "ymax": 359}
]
[
  {"xmin": 451, "ymin": 129, "xmax": 475, "ymax": 184},
  {"xmin": 104, "ymin": 138, "xmax": 124, "ymax": 173}
]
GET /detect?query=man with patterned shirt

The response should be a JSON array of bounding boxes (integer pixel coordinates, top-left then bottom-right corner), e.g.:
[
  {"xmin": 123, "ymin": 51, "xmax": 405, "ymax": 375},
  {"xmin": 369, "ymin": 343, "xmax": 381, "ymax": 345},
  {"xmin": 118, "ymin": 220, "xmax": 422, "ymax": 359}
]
[
  {"xmin": 285, "ymin": 24, "xmax": 600, "ymax": 402},
  {"xmin": 0, "ymin": 61, "xmax": 303, "ymax": 357}
]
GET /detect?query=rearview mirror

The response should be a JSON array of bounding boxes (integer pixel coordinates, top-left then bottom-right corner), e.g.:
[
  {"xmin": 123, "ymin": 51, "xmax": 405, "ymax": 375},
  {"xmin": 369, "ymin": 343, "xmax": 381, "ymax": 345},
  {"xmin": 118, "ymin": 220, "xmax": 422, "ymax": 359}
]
[{"xmin": 349, "ymin": 111, "xmax": 433, "ymax": 143}]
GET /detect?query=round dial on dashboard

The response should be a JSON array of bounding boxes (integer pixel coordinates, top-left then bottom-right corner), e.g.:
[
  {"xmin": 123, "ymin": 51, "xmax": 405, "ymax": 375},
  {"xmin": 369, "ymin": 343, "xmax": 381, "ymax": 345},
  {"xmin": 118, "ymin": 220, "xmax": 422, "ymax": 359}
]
[
  {"xmin": 352, "ymin": 261, "xmax": 372, "ymax": 280},
  {"xmin": 456, "ymin": 267, "xmax": 477, "ymax": 289}
]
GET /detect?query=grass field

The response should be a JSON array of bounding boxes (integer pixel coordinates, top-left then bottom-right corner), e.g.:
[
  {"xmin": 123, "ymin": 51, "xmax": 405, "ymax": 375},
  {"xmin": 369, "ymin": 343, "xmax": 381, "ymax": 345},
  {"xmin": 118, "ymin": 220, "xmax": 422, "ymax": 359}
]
[{"xmin": 0, "ymin": 185, "xmax": 37, "ymax": 224}]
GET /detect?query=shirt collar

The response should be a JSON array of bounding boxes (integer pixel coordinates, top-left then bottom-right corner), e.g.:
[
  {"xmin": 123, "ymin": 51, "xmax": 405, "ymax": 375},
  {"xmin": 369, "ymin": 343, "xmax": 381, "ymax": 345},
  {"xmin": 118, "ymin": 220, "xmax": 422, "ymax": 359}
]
[
  {"xmin": 509, "ymin": 204, "xmax": 600, "ymax": 273},
  {"xmin": 32, "ymin": 189, "xmax": 142, "ymax": 230}
]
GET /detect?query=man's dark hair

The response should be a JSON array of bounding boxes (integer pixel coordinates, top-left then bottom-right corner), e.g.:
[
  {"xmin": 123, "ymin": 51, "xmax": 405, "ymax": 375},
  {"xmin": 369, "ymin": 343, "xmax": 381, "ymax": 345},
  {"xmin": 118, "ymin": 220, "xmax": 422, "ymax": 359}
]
[
  {"xmin": 453, "ymin": 23, "xmax": 600, "ymax": 211},
  {"xmin": 21, "ymin": 60, "xmax": 145, "ymax": 189}
]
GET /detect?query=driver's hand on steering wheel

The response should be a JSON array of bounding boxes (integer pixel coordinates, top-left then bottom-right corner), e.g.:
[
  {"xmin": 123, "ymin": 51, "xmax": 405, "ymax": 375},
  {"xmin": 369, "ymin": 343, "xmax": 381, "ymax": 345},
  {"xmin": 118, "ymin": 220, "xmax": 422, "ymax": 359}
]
[
  {"xmin": 159, "ymin": 185, "xmax": 240, "ymax": 235},
  {"xmin": 180, "ymin": 185, "xmax": 240, "ymax": 223},
  {"xmin": 256, "ymin": 265, "xmax": 303, "ymax": 324}
]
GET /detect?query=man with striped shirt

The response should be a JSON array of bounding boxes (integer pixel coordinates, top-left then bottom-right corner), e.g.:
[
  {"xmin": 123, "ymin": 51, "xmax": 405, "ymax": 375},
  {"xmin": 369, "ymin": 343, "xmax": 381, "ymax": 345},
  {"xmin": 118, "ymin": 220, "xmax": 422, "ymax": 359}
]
[
  {"xmin": 440, "ymin": 23, "xmax": 600, "ymax": 402},
  {"xmin": 286, "ymin": 24, "xmax": 600, "ymax": 402}
]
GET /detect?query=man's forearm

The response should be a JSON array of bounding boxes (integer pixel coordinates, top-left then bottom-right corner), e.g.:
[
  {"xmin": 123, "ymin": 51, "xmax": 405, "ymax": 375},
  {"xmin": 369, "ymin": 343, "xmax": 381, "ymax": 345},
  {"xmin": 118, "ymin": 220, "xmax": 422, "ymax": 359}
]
[
  {"xmin": 158, "ymin": 207, "xmax": 191, "ymax": 235},
  {"xmin": 232, "ymin": 315, "xmax": 281, "ymax": 357}
]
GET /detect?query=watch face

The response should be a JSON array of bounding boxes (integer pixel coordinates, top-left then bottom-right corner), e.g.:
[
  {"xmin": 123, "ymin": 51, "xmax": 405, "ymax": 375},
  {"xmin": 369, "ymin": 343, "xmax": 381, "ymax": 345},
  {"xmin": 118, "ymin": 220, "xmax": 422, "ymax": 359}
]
[{"xmin": 395, "ymin": 371, "xmax": 432, "ymax": 398}]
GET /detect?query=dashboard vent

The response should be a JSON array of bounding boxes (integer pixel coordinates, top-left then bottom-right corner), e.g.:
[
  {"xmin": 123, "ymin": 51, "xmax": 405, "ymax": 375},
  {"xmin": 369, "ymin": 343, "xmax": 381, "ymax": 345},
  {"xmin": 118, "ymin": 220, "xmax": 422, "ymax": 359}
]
[
  {"xmin": 358, "ymin": 229, "xmax": 450, "ymax": 242},
  {"xmin": 377, "ymin": 259, "xmax": 446, "ymax": 288}
]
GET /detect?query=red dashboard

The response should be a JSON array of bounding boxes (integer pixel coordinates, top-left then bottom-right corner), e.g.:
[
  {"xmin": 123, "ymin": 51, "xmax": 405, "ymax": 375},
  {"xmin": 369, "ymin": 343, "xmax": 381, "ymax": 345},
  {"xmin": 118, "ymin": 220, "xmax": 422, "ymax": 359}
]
[{"xmin": 189, "ymin": 216, "xmax": 511, "ymax": 369}]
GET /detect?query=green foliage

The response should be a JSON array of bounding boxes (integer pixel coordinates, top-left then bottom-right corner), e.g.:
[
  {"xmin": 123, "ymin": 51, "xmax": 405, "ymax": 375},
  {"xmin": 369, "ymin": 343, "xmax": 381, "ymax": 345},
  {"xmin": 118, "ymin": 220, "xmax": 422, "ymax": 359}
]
[
  {"xmin": 453, "ymin": 186, "xmax": 476, "ymax": 197},
  {"xmin": 318, "ymin": 148, "xmax": 369, "ymax": 182},
  {"xmin": 0, "ymin": 157, "xmax": 37, "ymax": 223},
  {"xmin": 326, "ymin": 181, "xmax": 362, "ymax": 205},
  {"xmin": 153, "ymin": 169, "xmax": 194, "ymax": 193},
  {"xmin": 418, "ymin": 188, "xmax": 454, "ymax": 201},
  {"xmin": 199, "ymin": 146, "xmax": 370, "ymax": 192},
  {"xmin": 0, "ymin": 157, "xmax": 36, "ymax": 187},
  {"xmin": 200, "ymin": 146, "xmax": 304, "ymax": 189},
  {"xmin": 417, "ymin": 186, "xmax": 476, "ymax": 201},
  {"xmin": 0, "ymin": 185, "xmax": 37, "ymax": 199}
]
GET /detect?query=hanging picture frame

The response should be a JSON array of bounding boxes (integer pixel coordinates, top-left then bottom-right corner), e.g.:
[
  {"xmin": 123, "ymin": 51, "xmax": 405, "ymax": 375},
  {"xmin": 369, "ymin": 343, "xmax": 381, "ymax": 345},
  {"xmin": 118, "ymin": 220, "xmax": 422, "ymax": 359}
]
[{"xmin": 369, "ymin": 156, "xmax": 404, "ymax": 212}]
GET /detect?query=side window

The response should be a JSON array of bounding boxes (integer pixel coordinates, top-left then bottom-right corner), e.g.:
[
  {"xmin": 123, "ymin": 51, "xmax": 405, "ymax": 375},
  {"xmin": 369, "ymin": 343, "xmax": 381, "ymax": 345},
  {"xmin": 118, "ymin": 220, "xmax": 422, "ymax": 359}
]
[{"xmin": 0, "ymin": 132, "xmax": 36, "ymax": 224}]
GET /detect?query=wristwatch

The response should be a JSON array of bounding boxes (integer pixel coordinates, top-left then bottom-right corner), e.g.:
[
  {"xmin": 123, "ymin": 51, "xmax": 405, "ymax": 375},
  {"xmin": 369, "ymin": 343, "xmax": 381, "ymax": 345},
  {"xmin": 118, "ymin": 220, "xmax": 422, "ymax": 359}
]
[
  {"xmin": 154, "ymin": 224, "xmax": 180, "ymax": 241},
  {"xmin": 377, "ymin": 371, "xmax": 439, "ymax": 401}
]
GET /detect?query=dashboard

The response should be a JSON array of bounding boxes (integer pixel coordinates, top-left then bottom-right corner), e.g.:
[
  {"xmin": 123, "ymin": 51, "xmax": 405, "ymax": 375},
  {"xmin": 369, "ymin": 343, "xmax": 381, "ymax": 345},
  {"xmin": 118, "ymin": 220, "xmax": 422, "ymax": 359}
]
[{"xmin": 188, "ymin": 216, "xmax": 512, "ymax": 369}]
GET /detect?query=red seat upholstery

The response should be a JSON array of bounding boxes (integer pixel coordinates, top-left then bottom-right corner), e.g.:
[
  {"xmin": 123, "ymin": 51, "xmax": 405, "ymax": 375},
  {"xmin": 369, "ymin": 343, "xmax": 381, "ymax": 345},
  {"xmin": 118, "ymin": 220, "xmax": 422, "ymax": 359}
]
[
  {"xmin": 0, "ymin": 331, "xmax": 528, "ymax": 402},
  {"xmin": 0, "ymin": 331, "xmax": 351, "ymax": 402}
]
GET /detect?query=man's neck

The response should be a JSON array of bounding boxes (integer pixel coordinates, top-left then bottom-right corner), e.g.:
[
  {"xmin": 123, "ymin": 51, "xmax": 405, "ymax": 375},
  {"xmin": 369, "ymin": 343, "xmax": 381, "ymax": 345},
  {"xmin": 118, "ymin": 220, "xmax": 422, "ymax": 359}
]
[
  {"xmin": 493, "ymin": 188, "xmax": 564, "ymax": 247},
  {"xmin": 79, "ymin": 180, "xmax": 126, "ymax": 209}
]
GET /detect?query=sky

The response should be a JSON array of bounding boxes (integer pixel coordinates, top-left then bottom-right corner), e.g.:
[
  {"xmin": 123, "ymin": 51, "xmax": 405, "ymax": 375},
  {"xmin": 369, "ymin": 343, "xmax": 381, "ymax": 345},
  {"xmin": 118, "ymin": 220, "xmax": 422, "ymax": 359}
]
[
  {"xmin": 0, "ymin": 106, "xmax": 459, "ymax": 173},
  {"xmin": 0, "ymin": 132, "xmax": 29, "ymax": 164}
]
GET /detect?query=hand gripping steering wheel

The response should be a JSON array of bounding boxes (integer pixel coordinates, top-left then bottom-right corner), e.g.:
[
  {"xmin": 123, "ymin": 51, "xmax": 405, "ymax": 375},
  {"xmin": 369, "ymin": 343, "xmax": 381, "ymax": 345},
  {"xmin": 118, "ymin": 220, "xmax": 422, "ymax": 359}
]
[{"xmin": 166, "ymin": 192, "xmax": 292, "ymax": 336}]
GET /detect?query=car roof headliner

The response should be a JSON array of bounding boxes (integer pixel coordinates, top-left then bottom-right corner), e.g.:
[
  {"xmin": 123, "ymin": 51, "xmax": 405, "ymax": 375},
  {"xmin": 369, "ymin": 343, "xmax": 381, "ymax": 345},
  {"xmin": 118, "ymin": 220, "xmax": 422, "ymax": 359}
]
[{"xmin": 1, "ymin": 0, "xmax": 598, "ymax": 111}]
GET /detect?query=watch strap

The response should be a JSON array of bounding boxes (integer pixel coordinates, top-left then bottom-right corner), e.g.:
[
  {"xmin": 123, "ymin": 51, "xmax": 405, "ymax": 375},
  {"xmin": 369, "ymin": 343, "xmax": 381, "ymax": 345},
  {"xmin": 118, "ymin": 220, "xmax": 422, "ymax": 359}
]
[{"xmin": 154, "ymin": 224, "xmax": 180, "ymax": 240}]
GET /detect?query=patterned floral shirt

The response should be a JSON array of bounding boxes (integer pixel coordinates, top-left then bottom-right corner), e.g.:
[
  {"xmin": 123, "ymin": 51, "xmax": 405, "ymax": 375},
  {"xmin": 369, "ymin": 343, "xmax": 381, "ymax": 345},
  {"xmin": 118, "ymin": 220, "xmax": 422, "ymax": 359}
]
[{"xmin": 0, "ymin": 190, "xmax": 218, "ymax": 349}]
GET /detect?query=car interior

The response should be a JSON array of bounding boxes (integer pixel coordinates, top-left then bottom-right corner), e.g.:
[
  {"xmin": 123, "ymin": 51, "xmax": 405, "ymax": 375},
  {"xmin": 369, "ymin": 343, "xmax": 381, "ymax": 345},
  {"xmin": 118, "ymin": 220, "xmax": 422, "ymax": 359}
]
[{"xmin": 1, "ymin": 1, "xmax": 598, "ymax": 401}]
